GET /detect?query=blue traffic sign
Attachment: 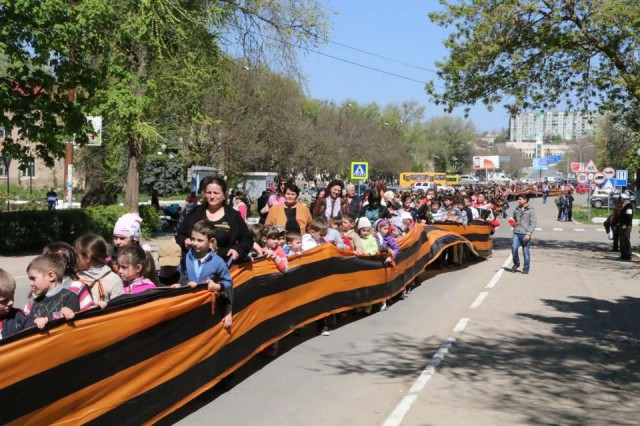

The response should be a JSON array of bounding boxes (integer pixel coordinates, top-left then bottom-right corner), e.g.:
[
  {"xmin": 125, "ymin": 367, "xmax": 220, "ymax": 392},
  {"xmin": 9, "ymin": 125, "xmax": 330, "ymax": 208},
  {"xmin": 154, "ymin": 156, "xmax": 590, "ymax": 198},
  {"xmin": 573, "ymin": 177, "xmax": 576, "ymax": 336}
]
[
  {"xmin": 602, "ymin": 178, "xmax": 615, "ymax": 191},
  {"xmin": 616, "ymin": 169, "xmax": 628, "ymax": 187},
  {"xmin": 350, "ymin": 162, "xmax": 368, "ymax": 180}
]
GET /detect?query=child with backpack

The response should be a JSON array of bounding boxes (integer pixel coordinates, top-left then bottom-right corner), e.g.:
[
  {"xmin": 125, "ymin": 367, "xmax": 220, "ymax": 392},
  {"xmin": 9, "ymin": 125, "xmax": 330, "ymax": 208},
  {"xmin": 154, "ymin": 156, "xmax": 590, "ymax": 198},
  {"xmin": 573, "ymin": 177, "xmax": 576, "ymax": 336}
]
[{"xmin": 75, "ymin": 233, "xmax": 124, "ymax": 309}]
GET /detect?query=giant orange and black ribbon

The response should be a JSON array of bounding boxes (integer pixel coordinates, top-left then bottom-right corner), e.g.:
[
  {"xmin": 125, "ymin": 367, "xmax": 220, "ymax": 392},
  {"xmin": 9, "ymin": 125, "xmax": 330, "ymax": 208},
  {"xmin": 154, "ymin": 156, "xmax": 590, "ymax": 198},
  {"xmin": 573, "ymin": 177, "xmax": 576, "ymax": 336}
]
[{"xmin": 0, "ymin": 223, "xmax": 492, "ymax": 425}]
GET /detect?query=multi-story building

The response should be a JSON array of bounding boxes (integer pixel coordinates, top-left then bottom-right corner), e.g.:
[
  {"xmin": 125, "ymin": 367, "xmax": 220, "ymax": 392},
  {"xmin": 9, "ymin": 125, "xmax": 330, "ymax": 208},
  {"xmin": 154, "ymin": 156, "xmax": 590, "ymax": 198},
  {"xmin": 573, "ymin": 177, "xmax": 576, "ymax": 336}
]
[
  {"xmin": 0, "ymin": 125, "xmax": 66, "ymax": 193},
  {"xmin": 510, "ymin": 110, "xmax": 601, "ymax": 142},
  {"xmin": 505, "ymin": 141, "xmax": 572, "ymax": 159}
]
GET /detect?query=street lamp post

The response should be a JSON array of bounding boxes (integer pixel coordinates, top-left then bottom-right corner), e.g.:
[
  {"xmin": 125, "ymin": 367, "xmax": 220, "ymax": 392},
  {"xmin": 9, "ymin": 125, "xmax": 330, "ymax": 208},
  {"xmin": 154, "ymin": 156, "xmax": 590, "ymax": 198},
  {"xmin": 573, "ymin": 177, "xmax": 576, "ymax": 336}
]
[
  {"xmin": 28, "ymin": 155, "xmax": 34, "ymax": 195},
  {"xmin": 157, "ymin": 144, "xmax": 174, "ymax": 197},
  {"xmin": 1, "ymin": 155, "xmax": 11, "ymax": 212}
]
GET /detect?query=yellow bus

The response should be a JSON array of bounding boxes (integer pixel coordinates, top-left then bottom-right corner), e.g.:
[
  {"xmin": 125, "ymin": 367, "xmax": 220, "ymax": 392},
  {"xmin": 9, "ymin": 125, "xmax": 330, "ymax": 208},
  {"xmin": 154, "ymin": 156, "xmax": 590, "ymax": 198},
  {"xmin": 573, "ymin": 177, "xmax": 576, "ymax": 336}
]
[
  {"xmin": 399, "ymin": 172, "xmax": 447, "ymax": 188},
  {"xmin": 446, "ymin": 174, "xmax": 461, "ymax": 186}
]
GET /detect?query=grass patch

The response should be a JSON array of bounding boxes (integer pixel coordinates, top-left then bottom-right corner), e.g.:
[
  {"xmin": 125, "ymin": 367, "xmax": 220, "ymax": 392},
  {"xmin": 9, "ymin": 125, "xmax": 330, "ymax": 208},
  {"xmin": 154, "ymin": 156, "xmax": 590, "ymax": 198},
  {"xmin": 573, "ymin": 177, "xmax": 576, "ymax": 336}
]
[{"xmin": 572, "ymin": 205, "xmax": 640, "ymax": 224}]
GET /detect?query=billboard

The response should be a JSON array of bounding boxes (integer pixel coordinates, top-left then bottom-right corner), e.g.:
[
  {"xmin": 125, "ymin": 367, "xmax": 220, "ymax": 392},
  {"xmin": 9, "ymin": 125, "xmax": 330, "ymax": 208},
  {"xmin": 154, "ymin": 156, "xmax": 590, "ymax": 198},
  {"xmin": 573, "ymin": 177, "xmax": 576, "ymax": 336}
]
[
  {"xmin": 472, "ymin": 155, "xmax": 499, "ymax": 170},
  {"xmin": 532, "ymin": 157, "xmax": 549, "ymax": 170}
]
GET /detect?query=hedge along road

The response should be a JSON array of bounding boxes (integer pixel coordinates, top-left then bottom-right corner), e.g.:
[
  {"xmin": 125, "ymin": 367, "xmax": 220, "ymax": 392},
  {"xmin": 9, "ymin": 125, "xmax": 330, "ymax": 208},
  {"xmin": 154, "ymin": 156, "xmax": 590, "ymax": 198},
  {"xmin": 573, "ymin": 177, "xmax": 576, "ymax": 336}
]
[{"xmin": 165, "ymin": 197, "xmax": 640, "ymax": 426}]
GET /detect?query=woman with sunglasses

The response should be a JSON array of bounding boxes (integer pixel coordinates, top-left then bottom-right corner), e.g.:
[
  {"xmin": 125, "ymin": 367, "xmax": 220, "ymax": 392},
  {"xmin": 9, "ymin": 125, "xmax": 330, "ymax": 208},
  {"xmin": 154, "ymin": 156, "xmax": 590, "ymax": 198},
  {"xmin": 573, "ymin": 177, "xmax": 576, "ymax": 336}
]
[{"xmin": 260, "ymin": 175, "xmax": 292, "ymax": 217}]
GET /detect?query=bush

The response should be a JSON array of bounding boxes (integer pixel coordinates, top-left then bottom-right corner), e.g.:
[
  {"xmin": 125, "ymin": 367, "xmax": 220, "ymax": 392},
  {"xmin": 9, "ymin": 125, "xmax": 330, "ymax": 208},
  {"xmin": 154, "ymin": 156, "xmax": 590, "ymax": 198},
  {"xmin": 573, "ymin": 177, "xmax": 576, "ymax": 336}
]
[{"xmin": 0, "ymin": 205, "xmax": 161, "ymax": 254}]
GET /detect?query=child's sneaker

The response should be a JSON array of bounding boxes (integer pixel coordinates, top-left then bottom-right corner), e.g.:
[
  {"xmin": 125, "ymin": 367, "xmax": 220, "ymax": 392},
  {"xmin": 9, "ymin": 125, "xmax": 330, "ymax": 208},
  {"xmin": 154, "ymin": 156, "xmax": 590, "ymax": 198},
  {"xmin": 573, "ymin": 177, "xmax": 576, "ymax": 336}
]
[
  {"xmin": 380, "ymin": 301, "xmax": 388, "ymax": 311},
  {"xmin": 321, "ymin": 326, "xmax": 330, "ymax": 336}
]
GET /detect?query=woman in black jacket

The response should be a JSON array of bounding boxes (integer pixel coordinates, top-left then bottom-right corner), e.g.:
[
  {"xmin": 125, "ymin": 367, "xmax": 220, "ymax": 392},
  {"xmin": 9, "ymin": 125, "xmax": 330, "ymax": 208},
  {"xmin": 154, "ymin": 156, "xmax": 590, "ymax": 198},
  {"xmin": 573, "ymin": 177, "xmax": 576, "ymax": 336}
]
[{"xmin": 176, "ymin": 176, "xmax": 253, "ymax": 264}]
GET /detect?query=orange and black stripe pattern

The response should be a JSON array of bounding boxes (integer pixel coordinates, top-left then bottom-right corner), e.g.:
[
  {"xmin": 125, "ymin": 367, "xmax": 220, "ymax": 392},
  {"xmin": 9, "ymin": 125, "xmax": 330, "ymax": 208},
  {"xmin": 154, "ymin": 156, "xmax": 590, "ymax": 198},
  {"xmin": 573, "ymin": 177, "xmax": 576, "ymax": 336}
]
[{"xmin": 0, "ymin": 224, "xmax": 492, "ymax": 425}]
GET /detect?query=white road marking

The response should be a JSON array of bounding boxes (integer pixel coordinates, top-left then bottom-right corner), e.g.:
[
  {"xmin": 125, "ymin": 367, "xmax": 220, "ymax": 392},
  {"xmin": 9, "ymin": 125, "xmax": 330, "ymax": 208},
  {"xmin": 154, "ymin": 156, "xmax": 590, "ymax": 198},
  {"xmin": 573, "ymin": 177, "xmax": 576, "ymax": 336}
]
[
  {"xmin": 384, "ymin": 252, "xmax": 515, "ymax": 425},
  {"xmin": 596, "ymin": 229, "xmax": 605, "ymax": 232},
  {"xmin": 553, "ymin": 228, "xmax": 563, "ymax": 231},
  {"xmin": 383, "ymin": 318, "xmax": 469, "ymax": 426},
  {"xmin": 485, "ymin": 256, "xmax": 511, "ymax": 289},
  {"xmin": 574, "ymin": 228, "xmax": 585, "ymax": 232},
  {"xmin": 535, "ymin": 228, "xmax": 542, "ymax": 231},
  {"xmin": 470, "ymin": 292, "xmax": 489, "ymax": 309}
]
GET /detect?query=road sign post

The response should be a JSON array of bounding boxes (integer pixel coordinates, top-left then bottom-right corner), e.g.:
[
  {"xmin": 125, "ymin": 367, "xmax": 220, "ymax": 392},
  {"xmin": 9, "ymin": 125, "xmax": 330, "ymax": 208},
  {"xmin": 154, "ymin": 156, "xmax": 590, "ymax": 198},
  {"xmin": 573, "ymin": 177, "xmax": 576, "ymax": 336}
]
[
  {"xmin": 593, "ymin": 172, "xmax": 605, "ymax": 186},
  {"xmin": 350, "ymin": 162, "xmax": 368, "ymax": 180}
]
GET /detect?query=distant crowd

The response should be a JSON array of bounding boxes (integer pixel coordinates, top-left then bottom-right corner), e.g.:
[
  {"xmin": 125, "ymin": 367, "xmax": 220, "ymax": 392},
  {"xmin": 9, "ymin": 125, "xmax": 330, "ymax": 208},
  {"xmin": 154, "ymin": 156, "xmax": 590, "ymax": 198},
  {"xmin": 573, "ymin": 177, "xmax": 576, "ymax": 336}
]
[{"xmin": 1, "ymin": 175, "xmax": 512, "ymax": 346}]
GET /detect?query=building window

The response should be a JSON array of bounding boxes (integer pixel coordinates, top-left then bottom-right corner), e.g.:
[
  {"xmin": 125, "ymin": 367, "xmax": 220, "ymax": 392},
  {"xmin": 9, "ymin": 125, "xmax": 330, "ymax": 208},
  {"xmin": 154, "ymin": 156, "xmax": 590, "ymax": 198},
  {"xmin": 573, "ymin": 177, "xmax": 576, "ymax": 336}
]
[
  {"xmin": 20, "ymin": 161, "xmax": 35, "ymax": 178},
  {"xmin": 0, "ymin": 163, "xmax": 6, "ymax": 177}
]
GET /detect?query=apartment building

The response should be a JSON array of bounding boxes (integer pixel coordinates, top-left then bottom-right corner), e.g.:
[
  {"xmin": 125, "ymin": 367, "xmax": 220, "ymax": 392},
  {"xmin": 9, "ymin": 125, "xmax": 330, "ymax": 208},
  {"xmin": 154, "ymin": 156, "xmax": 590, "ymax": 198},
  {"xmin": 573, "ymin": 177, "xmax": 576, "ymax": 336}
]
[{"xmin": 510, "ymin": 110, "xmax": 600, "ymax": 142}]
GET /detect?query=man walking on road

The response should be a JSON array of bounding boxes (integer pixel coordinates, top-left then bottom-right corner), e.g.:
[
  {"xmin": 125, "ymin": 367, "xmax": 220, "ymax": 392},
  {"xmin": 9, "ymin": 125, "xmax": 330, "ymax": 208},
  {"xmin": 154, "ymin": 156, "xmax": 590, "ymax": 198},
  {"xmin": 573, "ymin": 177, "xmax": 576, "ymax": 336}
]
[
  {"xmin": 617, "ymin": 193, "xmax": 633, "ymax": 261},
  {"xmin": 511, "ymin": 194, "xmax": 537, "ymax": 274}
]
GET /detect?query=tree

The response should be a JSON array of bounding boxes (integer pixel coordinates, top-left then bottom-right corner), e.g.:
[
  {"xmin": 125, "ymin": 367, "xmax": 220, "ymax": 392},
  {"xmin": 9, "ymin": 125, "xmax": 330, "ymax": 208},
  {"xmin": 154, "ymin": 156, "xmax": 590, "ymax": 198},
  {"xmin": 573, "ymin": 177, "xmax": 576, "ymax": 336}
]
[
  {"xmin": 593, "ymin": 117, "xmax": 639, "ymax": 169},
  {"xmin": 428, "ymin": 1, "xmax": 640, "ymax": 138},
  {"xmin": 2, "ymin": 1, "xmax": 329, "ymax": 211},
  {"xmin": 418, "ymin": 116, "xmax": 476, "ymax": 173},
  {"xmin": 0, "ymin": 1, "xmax": 107, "ymax": 167}
]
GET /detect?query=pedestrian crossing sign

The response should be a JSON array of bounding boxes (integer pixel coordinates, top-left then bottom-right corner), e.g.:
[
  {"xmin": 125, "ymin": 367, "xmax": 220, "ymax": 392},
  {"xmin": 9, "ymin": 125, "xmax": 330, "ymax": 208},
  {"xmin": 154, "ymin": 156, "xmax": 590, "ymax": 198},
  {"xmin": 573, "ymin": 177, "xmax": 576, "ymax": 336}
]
[{"xmin": 350, "ymin": 162, "xmax": 368, "ymax": 180}]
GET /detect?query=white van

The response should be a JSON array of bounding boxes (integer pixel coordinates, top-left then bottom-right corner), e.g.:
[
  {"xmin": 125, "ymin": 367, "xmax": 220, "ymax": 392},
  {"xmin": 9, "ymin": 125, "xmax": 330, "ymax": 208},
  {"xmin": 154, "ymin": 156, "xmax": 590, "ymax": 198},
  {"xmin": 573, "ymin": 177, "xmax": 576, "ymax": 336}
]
[
  {"xmin": 460, "ymin": 174, "xmax": 479, "ymax": 184},
  {"xmin": 411, "ymin": 182, "xmax": 436, "ymax": 192},
  {"xmin": 488, "ymin": 172, "xmax": 511, "ymax": 185}
]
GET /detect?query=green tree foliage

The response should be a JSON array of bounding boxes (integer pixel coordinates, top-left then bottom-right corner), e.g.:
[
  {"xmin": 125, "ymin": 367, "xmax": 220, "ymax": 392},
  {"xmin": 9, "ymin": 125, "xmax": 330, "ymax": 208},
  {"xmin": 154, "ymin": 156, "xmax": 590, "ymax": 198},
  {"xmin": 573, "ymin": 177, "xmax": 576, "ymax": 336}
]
[
  {"xmin": 428, "ymin": 1, "xmax": 640, "ymax": 136},
  {"xmin": 141, "ymin": 156, "xmax": 186, "ymax": 197},
  {"xmin": 2, "ymin": 0, "xmax": 330, "ymax": 211},
  {"xmin": 594, "ymin": 117, "xmax": 639, "ymax": 170},
  {"xmin": 415, "ymin": 116, "xmax": 476, "ymax": 173},
  {"xmin": 0, "ymin": 1, "xmax": 108, "ymax": 166}
]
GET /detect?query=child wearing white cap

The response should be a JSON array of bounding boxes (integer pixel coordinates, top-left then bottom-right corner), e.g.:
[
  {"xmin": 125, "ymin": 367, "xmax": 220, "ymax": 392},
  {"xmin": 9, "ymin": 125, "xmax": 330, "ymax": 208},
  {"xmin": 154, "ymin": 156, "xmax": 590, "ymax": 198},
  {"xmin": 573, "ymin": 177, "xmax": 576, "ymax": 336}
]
[
  {"xmin": 357, "ymin": 217, "xmax": 377, "ymax": 255},
  {"xmin": 111, "ymin": 213, "xmax": 143, "ymax": 272}
]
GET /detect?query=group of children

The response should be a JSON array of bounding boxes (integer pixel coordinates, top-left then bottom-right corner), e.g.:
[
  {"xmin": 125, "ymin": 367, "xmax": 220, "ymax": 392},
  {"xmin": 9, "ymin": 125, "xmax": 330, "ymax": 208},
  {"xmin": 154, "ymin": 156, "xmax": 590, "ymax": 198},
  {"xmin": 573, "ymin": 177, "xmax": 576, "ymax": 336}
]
[
  {"xmin": 0, "ymin": 213, "xmax": 235, "ymax": 341},
  {"xmin": 3, "ymin": 190, "xmax": 468, "ymax": 342},
  {"xmin": 250, "ymin": 212, "xmax": 408, "ymax": 268}
]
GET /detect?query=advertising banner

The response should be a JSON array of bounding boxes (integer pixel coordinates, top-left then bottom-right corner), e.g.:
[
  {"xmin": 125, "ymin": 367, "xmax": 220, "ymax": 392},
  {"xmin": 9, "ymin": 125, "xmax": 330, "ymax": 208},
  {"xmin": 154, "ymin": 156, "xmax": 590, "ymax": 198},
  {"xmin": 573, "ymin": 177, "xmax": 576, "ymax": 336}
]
[
  {"xmin": 532, "ymin": 157, "xmax": 549, "ymax": 170},
  {"xmin": 472, "ymin": 155, "xmax": 499, "ymax": 170}
]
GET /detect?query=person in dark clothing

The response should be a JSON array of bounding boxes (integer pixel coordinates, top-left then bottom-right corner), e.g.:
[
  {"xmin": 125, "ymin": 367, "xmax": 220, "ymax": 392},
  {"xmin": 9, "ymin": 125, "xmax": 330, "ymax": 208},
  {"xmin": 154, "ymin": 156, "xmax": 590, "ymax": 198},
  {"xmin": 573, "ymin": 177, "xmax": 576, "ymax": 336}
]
[
  {"xmin": 151, "ymin": 189, "xmax": 160, "ymax": 211},
  {"xmin": 25, "ymin": 254, "xmax": 79, "ymax": 329},
  {"xmin": 176, "ymin": 176, "xmax": 253, "ymax": 265},
  {"xmin": 0, "ymin": 269, "xmax": 34, "ymax": 340},
  {"xmin": 46, "ymin": 188, "xmax": 58, "ymax": 211},
  {"xmin": 616, "ymin": 194, "xmax": 634, "ymax": 261},
  {"xmin": 345, "ymin": 184, "xmax": 362, "ymax": 216},
  {"xmin": 604, "ymin": 198, "xmax": 623, "ymax": 252},
  {"xmin": 257, "ymin": 191, "xmax": 270, "ymax": 224},
  {"xmin": 359, "ymin": 189, "xmax": 392, "ymax": 224}
]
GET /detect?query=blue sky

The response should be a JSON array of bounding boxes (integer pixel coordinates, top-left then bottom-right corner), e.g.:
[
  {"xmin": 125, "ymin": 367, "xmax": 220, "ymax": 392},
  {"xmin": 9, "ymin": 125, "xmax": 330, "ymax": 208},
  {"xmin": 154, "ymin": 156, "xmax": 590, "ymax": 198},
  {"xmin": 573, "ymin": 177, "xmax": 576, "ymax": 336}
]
[{"xmin": 299, "ymin": 0, "xmax": 509, "ymax": 133}]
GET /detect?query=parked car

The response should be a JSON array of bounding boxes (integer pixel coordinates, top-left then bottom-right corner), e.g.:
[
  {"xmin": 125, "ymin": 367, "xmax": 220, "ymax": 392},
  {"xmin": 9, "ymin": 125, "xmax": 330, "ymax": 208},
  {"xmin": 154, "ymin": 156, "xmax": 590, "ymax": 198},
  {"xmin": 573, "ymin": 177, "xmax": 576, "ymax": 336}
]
[
  {"xmin": 576, "ymin": 183, "xmax": 590, "ymax": 194},
  {"xmin": 590, "ymin": 188, "xmax": 635, "ymax": 208},
  {"xmin": 488, "ymin": 172, "xmax": 511, "ymax": 185},
  {"xmin": 460, "ymin": 174, "xmax": 479, "ymax": 185},
  {"xmin": 411, "ymin": 182, "xmax": 436, "ymax": 192}
]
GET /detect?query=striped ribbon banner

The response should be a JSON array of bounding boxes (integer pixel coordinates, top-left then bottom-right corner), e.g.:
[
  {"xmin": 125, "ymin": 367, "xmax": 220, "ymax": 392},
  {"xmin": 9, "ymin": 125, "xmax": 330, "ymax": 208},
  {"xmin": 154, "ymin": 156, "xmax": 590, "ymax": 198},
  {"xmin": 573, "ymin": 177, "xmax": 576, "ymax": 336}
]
[{"xmin": 0, "ymin": 223, "xmax": 492, "ymax": 425}]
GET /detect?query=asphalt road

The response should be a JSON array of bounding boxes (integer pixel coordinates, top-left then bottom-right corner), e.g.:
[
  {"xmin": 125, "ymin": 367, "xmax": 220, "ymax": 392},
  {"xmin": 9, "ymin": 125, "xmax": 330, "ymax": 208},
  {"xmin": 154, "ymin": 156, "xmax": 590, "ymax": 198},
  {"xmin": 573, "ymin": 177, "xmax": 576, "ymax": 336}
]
[
  {"xmin": 163, "ymin": 195, "xmax": 640, "ymax": 426},
  {"xmin": 2, "ymin": 195, "xmax": 638, "ymax": 425}
]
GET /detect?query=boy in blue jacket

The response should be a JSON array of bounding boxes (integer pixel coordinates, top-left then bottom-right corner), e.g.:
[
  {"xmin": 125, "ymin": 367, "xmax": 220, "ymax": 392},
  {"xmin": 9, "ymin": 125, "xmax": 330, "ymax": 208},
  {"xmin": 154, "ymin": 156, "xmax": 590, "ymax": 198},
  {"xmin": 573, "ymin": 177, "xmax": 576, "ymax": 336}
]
[
  {"xmin": 183, "ymin": 220, "xmax": 233, "ymax": 329},
  {"xmin": 0, "ymin": 268, "xmax": 34, "ymax": 340}
]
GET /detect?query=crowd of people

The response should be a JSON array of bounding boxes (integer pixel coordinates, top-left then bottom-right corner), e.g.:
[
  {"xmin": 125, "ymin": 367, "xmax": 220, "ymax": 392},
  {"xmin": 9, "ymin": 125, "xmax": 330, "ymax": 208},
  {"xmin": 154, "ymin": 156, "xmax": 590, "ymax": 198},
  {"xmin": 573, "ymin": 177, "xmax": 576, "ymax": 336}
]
[{"xmin": 1, "ymin": 175, "xmax": 510, "ymax": 345}]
